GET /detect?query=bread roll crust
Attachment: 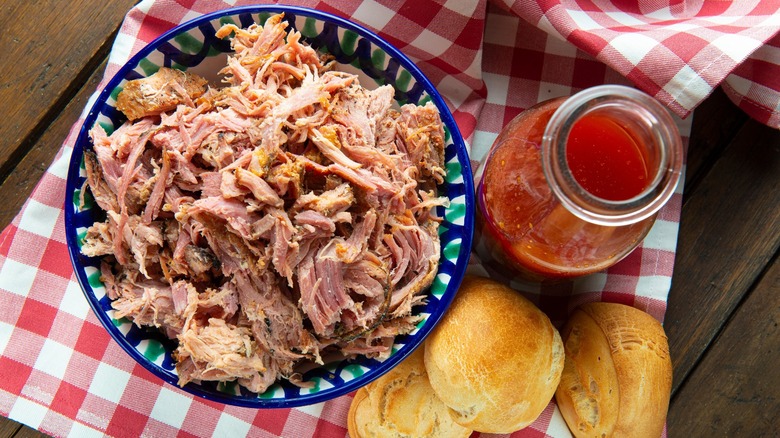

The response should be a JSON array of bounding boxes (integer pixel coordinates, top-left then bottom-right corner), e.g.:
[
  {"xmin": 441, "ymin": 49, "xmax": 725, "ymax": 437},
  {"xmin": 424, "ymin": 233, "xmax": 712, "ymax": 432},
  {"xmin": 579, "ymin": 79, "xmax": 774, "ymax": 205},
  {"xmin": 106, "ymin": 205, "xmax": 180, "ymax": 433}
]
[
  {"xmin": 555, "ymin": 302, "xmax": 672, "ymax": 438},
  {"xmin": 424, "ymin": 276, "xmax": 564, "ymax": 433},
  {"xmin": 347, "ymin": 346, "xmax": 472, "ymax": 438},
  {"xmin": 347, "ymin": 387, "xmax": 369, "ymax": 437}
]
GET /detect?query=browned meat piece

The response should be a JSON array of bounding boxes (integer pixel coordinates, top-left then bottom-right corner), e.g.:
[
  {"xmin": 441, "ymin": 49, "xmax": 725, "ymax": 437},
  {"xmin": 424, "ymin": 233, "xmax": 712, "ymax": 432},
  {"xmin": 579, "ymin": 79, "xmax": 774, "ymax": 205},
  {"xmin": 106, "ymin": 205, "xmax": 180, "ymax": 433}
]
[
  {"xmin": 81, "ymin": 222, "xmax": 114, "ymax": 258},
  {"xmin": 397, "ymin": 102, "xmax": 447, "ymax": 184},
  {"xmin": 175, "ymin": 318, "xmax": 266, "ymax": 387},
  {"xmin": 183, "ymin": 245, "xmax": 221, "ymax": 277},
  {"xmin": 384, "ymin": 221, "xmax": 440, "ymax": 317},
  {"xmin": 116, "ymin": 67, "xmax": 208, "ymax": 120},
  {"xmin": 293, "ymin": 182, "xmax": 354, "ymax": 216},
  {"xmin": 298, "ymin": 211, "xmax": 379, "ymax": 336},
  {"xmin": 83, "ymin": 149, "xmax": 119, "ymax": 212},
  {"xmin": 266, "ymin": 158, "xmax": 304, "ymax": 198}
]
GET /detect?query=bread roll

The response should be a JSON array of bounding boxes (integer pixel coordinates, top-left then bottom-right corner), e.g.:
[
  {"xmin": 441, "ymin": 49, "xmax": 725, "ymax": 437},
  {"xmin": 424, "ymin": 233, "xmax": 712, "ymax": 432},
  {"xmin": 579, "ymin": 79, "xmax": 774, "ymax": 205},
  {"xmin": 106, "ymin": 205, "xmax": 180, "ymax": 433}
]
[
  {"xmin": 555, "ymin": 302, "xmax": 672, "ymax": 438},
  {"xmin": 423, "ymin": 275, "xmax": 564, "ymax": 433},
  {"xmin": 347, "ymin": 345, "xmax": 472, "ymax": 438}
]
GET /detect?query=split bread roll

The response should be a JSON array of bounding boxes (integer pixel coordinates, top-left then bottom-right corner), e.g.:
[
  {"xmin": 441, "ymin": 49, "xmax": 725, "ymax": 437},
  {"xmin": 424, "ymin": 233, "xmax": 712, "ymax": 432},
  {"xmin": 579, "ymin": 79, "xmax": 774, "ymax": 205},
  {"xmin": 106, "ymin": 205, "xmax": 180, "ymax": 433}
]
[
  {"xmin": 424, "ymin": 275, "xmax": 564, "ymax": 433},
  {"xmin": 347, "ymin": 345, "xmax": 472, "ymax": 438},
  {"xmin": 555, "ymin": 302, "xmax": 672, "ymax": 438}
]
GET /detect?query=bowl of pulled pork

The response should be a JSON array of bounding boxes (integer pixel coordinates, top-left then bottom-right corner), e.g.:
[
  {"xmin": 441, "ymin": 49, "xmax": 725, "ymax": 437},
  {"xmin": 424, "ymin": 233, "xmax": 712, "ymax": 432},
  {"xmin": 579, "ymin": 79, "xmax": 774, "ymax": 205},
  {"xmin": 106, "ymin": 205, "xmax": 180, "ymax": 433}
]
[{"xmin": 64, "ymin": 6, "xmax": 473, "ymax": 407}]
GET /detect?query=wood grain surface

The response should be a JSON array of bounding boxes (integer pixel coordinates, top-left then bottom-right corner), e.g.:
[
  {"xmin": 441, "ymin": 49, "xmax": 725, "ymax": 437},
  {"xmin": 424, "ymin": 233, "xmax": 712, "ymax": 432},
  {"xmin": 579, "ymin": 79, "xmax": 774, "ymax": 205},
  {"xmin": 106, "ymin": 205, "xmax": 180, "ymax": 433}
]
[
  {"xmin": 0, "ymin": 3, "xmax": 132, "ymax": 435},
  {"xmin": 0, "ymin": 0, "xmax": 135, "ymax": 188},
  {"xmin": 665, "ymin": 91, "xmax": 780, "ymax": 435},
  {"xmin": 669, "ymin": 254, "xmax": 779, "ymax": 436},
  {"xmin": 0, "ymin": 60, "xmax": 106, "ymax": 230},
  {"xmin": 666, "ymin": 109, "xmax": 780, "ymax": 395}
]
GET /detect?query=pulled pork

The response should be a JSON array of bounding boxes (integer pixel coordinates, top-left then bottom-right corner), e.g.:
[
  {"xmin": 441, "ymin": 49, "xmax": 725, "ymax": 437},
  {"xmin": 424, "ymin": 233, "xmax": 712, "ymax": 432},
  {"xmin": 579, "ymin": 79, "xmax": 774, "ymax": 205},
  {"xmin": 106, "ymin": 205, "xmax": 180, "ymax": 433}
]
[{"xmin": 81, "ymin": 13, "xmax": 448, "ymax": 394}]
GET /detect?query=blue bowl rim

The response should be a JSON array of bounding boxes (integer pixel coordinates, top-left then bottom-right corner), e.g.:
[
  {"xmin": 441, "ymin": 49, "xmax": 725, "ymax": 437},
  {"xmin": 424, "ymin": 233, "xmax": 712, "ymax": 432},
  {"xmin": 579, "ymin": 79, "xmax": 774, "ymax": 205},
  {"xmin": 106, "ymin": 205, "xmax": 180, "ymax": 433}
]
[{"xmin": 64, "ymin": 4, "xmax": 474, "ymax": 408}]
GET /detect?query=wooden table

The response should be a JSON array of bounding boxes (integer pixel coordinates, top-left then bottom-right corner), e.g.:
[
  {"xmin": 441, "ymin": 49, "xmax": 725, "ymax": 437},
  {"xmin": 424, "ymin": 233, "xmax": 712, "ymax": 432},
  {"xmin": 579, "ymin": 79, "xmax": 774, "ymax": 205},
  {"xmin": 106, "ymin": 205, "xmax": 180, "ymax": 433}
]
[{"xmin": 1, "ymin": 2, "xmax": 778, "ymax": 437}]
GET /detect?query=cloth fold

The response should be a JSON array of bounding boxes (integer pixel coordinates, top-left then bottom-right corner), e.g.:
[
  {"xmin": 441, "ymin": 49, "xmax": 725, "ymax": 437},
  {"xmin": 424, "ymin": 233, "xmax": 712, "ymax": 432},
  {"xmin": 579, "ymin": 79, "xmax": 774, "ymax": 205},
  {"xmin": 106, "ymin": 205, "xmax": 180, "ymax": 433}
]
[
  {"xmin": 723, "ymin": 32, "xmax": 780, "ymax": 127},
  {"xmin": 0, "ymin": 0, "xmax": 776, "ymax": 437},
  {"xmin": 498, "ymin": 0, "xmax": 780, "ymax": 125}
]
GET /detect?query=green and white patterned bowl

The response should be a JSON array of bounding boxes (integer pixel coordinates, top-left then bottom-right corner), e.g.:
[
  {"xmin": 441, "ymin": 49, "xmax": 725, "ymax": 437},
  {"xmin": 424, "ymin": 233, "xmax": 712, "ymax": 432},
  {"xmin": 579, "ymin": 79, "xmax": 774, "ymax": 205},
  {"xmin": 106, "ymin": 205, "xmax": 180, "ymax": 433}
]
[{"xmin": 64, "ymin": 5, "xmax": 473, "ymax": 408}]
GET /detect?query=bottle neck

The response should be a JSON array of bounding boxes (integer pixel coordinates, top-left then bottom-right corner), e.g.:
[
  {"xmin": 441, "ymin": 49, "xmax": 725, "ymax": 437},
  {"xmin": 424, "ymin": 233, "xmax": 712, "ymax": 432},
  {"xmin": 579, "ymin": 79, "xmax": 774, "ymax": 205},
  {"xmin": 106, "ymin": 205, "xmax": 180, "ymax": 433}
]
[{"xmin": 541, "ymin": 85, "xmax": 683, "ymax": 227}]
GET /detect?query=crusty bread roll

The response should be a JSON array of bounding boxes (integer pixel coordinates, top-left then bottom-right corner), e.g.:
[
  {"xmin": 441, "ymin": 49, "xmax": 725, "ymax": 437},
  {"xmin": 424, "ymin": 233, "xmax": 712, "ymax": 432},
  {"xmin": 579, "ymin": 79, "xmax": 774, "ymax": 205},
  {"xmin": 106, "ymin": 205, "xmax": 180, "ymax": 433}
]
[
  {"xmin": 555, "ymin": 302, "xmax": 672, "ymax": 438},
  {"xmin": 423, "ymin": 275, "xmax": 564, "ymax": 433},
  {"xmin": 347, "ymin": 345, "xmax": 472, "ymax": 438}
]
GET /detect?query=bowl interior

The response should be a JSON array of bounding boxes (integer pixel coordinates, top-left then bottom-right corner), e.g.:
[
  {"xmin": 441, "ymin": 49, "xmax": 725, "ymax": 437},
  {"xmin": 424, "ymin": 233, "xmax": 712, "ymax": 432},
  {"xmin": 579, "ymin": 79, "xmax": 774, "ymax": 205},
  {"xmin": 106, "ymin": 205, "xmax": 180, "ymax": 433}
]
[{"xmin": 65, "ymin": 5, "xmax": 473, "ymax": 408}]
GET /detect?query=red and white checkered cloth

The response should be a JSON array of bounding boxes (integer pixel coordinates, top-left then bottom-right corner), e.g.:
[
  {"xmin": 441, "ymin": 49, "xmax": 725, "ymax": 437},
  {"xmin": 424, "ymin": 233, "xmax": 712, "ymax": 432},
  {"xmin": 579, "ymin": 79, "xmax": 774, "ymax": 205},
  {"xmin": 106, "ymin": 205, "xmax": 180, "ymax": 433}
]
[
  {"xmin": 0, "ymin": 1, "xmax": 777, "ymax": 437},
  {"xmin": 500, "ymin": 0, "xmax": 780, "ymax": 127}
]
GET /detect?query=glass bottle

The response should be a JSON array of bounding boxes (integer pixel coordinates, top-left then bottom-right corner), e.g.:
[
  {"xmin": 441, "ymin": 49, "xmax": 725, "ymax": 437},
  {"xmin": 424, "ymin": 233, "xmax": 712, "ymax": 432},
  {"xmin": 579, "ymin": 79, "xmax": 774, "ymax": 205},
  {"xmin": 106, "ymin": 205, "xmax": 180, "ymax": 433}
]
[{"xmin": 475, "ymin": 85, "xmax": 683, "ymax": 281}]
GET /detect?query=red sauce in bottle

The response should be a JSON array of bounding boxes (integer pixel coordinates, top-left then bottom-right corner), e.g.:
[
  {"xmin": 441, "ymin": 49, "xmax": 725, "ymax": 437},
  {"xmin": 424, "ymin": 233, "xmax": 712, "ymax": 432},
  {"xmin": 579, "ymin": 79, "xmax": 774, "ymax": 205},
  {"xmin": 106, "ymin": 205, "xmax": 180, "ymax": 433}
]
[
  {"xmin": 475, "ymin": 87, "xmax": 682, "ymax": 280},
  {"xmin": 566, "ymin": 114, "xmax": 649, "ymax": 201}
]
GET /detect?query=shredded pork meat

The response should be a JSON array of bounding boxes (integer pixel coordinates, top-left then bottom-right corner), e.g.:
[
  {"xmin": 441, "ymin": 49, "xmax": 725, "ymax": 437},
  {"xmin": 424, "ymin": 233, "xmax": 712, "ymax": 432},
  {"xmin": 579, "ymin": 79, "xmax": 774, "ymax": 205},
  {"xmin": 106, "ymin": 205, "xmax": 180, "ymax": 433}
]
[{"xmin": 81, "ymin": 13, "xmax": 448, "ymax": 394}]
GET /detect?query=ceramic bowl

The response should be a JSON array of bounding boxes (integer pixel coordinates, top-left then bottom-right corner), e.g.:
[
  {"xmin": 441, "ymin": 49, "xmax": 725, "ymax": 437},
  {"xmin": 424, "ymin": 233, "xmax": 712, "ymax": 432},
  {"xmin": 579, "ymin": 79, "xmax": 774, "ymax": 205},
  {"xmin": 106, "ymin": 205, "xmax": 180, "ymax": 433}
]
[{"xmin": 64, "ymin": 5, "xmax": 473, "ymax": 408}]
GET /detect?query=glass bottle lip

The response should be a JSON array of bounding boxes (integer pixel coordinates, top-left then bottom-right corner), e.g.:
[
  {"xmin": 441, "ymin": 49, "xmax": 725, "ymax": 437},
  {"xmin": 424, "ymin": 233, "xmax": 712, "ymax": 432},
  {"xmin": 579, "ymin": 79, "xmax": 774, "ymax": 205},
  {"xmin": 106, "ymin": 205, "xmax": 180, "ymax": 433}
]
[{"xmin": 541, "ymin": 85, "xmax": 684, "ymax": 226}]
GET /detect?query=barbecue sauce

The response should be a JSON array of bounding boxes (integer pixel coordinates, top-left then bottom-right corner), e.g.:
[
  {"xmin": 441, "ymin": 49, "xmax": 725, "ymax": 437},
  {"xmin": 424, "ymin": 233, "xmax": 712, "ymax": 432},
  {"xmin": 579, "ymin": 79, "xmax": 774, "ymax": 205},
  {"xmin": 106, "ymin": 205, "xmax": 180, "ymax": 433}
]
[{"xmin": 476, "ymin": 86, "xmax": 683, "ymax": 280}]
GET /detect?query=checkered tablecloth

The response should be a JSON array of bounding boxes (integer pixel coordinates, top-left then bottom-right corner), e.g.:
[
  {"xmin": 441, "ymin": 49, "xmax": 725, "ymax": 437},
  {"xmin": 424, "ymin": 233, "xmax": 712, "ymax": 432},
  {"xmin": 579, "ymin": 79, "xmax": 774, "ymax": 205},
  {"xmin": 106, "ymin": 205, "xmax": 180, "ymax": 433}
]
[{"xmin": 1, "ymin": 1, "xmax": 778, "ymax": 437}]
